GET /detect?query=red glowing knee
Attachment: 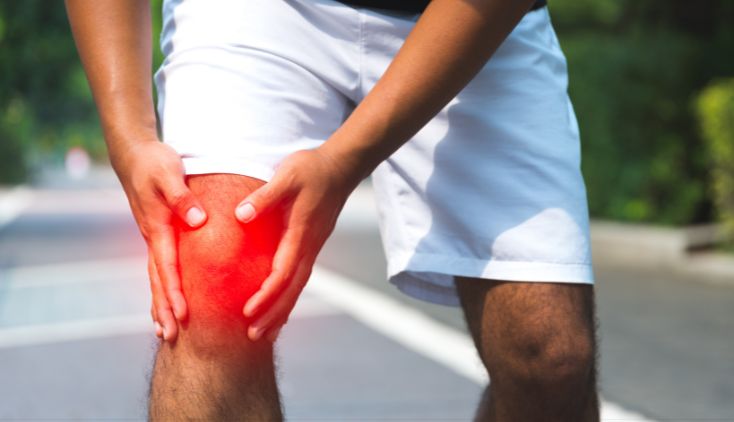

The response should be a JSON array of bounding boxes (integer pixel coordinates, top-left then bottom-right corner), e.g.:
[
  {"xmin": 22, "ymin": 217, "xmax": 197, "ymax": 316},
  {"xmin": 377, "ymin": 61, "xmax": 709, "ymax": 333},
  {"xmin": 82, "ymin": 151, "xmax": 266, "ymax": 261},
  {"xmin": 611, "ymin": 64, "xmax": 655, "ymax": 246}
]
[{"xmin": 173, "ymin": 175, "xmax": 284, "ymax": 331}]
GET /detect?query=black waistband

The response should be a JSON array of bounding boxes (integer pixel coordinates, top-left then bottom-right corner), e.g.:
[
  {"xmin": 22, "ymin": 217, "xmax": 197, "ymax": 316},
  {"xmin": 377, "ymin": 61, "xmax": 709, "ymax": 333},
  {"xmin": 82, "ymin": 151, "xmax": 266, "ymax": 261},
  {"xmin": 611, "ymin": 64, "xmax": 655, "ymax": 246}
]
[{"xmin": 336, "ymin": 0, "xmax": 547, "ymax": 14}]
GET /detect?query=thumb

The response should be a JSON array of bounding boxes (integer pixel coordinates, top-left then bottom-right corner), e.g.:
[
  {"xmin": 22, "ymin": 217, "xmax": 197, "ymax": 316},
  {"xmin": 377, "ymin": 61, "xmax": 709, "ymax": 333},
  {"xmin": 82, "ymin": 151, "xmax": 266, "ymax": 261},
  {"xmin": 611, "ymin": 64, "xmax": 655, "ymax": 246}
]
[
  {"xmin": 235, "ymin": 178, "xmax": 287, "ymax": 224},
  {"xmin": 159, "ymin": 176, "xmax": 207, "ymax": 228}
]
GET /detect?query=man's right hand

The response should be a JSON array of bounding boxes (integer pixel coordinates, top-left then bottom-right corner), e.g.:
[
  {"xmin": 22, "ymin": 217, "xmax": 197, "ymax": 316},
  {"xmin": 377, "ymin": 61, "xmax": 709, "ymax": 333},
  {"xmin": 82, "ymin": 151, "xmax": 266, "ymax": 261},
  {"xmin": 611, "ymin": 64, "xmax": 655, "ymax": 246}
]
[{"xmin": 114, "ymin": 140, "xmax": 207, "ymax": 342}]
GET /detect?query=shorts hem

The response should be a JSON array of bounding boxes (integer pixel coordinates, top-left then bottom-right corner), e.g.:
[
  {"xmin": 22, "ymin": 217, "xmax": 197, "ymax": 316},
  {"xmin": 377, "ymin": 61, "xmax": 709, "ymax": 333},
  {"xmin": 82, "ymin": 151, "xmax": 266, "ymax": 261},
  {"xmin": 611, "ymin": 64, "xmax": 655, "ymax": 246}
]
[
  {"xmin": 181, "ymin": 156, "xmax": 275, "ymax": 182},
  {"xmin": 387, "ymin": 251, "xmax": 594, "ymax": 306}
]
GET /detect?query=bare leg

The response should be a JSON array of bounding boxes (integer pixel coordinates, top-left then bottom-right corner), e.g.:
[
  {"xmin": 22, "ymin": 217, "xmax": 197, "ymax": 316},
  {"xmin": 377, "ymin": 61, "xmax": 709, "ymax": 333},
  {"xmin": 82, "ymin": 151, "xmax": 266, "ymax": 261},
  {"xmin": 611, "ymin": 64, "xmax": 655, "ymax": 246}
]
[
  {"xmin": 455, "ymin": 277, "xmax": 600, "ymax": 422},
  {"xmin": 148, "ymin": 174, "xmax": 284, "ymax": 421}
]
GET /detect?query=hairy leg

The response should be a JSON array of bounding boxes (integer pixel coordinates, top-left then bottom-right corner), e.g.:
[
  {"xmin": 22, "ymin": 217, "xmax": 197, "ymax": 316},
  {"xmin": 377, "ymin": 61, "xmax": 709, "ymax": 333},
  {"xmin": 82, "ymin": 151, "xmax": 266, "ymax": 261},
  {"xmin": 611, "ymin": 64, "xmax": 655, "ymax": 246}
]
[
  {"xmin": 455, "ymin": 277, "xmax": 600, "ymax": 422},
  {"xmin": 148, "ymin": 174, "xmax": 284, "ymax": 421}
]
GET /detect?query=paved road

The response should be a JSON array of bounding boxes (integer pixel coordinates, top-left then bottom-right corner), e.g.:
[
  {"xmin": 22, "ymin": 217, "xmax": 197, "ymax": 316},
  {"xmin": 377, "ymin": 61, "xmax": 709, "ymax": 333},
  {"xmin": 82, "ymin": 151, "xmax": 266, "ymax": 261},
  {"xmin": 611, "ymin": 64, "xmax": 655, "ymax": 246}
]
[{"xmin": 0, "ymin": 169, "xmax": 731, "ymax": 420}]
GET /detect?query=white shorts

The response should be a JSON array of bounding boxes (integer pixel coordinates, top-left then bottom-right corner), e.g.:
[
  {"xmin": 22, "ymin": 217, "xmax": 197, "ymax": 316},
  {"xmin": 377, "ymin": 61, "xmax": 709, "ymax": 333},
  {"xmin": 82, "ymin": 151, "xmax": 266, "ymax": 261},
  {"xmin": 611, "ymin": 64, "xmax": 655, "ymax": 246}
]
[{"xmin": 155, "ymin": 0, "xmax": 595, "ymax": 306}]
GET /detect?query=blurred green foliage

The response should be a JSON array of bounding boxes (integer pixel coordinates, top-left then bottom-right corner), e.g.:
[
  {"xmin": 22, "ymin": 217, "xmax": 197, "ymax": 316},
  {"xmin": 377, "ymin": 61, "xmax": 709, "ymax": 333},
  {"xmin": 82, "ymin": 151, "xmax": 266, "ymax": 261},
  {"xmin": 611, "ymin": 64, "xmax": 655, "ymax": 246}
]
[
  {"xmin": 697, "ymin": 79, "xmax": 734, "ymax": 244},
  {"xmin": 550, "ymin": 0, "xmax": 734, "ymax": 225},
  {"xmin": 1, "ymin": 0, "xmax": 732, "ymax": 231},
  {"xmin": 0, "ymin": 1, "xmax": 105, "ymax": 183}
]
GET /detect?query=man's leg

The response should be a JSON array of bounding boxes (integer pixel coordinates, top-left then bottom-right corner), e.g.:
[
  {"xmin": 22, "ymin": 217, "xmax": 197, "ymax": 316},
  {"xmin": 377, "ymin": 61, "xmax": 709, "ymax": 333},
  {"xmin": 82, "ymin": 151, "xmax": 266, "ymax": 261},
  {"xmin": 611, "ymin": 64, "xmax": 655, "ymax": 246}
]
[
  {"xmin": 455, "ymin": 277, "xmax": 599, "ymax": 422},
  {"xmin": 148, "ymin": 174, "xmax": 284, "ymax": 421}
]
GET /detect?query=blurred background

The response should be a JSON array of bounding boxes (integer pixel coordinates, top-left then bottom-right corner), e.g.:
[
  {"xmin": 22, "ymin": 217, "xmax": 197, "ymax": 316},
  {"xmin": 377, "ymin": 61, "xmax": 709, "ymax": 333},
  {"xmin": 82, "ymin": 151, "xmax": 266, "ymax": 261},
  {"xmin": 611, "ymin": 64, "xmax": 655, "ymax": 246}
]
[{"xmin": 0, "ymin": 0, "xmax": 732, "ymax": 420}]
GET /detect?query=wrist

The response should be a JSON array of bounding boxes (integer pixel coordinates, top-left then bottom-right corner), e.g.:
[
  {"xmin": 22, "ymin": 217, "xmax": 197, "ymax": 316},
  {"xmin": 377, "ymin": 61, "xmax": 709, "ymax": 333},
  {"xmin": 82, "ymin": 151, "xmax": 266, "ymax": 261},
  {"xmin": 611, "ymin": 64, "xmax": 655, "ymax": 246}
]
[
  {"xmin": 320, "ymin": 114, "xmax": 395, "ymax": 183},
  {"xmin": 317, "ymin": 138, "xmax": 376, "ymax": 187},
  {"xmin": 107, "ymin": 135, "xmax": 160, "ymax": 180}
]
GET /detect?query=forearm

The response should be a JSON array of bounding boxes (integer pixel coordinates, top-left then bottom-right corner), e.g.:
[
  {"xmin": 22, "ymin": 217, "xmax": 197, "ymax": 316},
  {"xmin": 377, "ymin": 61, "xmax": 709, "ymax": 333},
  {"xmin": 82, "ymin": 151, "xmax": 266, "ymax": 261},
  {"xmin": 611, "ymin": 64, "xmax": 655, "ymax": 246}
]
[
  {"xmin": 322, "ymin": 0, "xmax": 536, "ymax": 178},
  {"xmin": 65, "ymin": 0, "xmax": 157, "ymax": 172}
]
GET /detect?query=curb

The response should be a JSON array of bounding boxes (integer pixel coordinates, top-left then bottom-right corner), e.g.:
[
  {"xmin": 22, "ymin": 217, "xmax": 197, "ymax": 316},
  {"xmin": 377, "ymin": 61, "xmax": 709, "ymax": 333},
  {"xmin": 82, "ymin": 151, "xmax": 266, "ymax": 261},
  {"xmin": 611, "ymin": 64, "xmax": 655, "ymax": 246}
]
[{"xmin": 590, "ymin": 220, "xmax": 734, "ymax": 287}]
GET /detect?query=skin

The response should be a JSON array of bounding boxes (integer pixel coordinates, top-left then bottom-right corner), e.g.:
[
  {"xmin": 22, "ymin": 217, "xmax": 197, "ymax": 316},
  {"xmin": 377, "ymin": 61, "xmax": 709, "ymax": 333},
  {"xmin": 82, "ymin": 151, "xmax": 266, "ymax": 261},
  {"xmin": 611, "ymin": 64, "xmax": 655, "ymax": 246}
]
[
  {"xmin": 65, "ymin": 0, "xmax": 537, "ymax": 341},
  {"xmin": 239, "ymin": 0, "xmax": 540, "ymax": 340},
  {"xmin": 66, "ymin": 0, "xmax": 599, "ymax": 420},
  {"xmin": 65, "ymin": 0, "xmax": 198, "ymax": 341},
  {"xmin": 149, "ymin": 174, "xmax": 283, "ymax": 420},
  {"xmin": 456, "ymin": 278, "xmax": 599, "ymax": 421}
]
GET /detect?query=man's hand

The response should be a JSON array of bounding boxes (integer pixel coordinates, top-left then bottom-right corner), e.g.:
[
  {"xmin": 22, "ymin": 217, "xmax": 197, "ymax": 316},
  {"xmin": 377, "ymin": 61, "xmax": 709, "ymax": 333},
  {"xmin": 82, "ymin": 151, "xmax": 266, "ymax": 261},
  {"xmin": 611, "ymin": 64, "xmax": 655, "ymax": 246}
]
[
  {"xmin": 66, "ymin": 0, "xmax": 197, "ymax": 341},
  {"xmin": 115, "ymin": 141, "xmax": 207, "ymax": 342},
  {"xmin": 236, "ymin": 147, "xmax": 361, "ymax": 342}
]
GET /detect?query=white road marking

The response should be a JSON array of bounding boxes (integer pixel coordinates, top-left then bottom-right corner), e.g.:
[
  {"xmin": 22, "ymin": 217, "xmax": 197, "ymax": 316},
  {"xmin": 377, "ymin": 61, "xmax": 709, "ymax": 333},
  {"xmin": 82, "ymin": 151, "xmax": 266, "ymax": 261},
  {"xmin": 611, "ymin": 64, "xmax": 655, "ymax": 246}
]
[
  {"xmin": 0, "ymin": 258, "xmax": 339, "ymax": 349},
  {"xmin": 22, "ymin": 188, "xmax": 131, "ymax": 215},
  {"xmin": 1, "ymin": 257, "xmax": 147, "ymax": 288},
  {"xmin": 0, "ymin": 186, "xmax": 32, "ymax": 228},
  {"xmin": 307, "ymin": 266, "xmax": 658, "ymax": 422},
  {"xmin": 0, "ymin": 314, "xmax": 152, "ymax": 349},
  {"xmin": 0, "ymin": 256, "xmax": 656, "ymax": 420},
  {"xmin": 0, "ymin": 297, "xmax": 340, "ymax": 350}
]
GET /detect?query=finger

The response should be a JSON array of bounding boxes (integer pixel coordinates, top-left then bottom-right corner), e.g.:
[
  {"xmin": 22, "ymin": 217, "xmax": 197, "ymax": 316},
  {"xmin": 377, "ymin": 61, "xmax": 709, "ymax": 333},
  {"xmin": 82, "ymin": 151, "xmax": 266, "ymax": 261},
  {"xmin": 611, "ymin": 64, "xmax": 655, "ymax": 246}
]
[
  {"xmin": 158, "ymin": 175, "xmax": 207, "ymax": 228},
  {"xmin": 243, "ymin": 227, "xmax": 304, "ymax": 317},
  {"xmin": 248, "ymin": 260, "xmax": 312, "ymax": 341},
  {"xmin": 150, "ymin": 300, "xmax": 163, "ymax": 339},
  {"xmin": 150, "ymin": 255, "xmax": 178, "ymax": 341},
  {"xmin": 152, "ymin": 307, "xmax": 163, "ymax": 339},
  {"xmin": 265, "ymin": 323, "xmax": 284, "ymax": 343},
  {"xmin": 150, "ymin": 228, "xmax": 188, "ymax": 321},
  {"xmin": 152, "ymin": 308, "xmax": 163, "ymax": 339},
  {"xmin": 149, "ymin": 290, "xmax": 163, "ymax": 338},
  {"xmin": 235, "ymin": 175, "xmax": 291, "ymax": 223},
  {"xmin": 147, "ymin": 254, "xmax": 164, "ymax": 338}
]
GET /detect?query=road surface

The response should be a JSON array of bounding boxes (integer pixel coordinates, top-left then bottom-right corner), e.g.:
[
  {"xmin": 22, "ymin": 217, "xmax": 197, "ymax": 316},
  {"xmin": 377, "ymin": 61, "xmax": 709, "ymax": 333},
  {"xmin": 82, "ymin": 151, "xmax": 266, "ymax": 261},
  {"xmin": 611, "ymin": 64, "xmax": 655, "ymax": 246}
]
[{"xmin": 0, "ymin": 168, "xmax": 731, "ymax": 420}]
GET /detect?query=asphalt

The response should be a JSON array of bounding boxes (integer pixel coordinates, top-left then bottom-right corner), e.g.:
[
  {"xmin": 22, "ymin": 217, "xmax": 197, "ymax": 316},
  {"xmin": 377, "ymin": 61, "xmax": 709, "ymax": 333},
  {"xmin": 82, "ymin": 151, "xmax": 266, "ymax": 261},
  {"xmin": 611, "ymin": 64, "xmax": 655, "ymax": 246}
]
[{"xmin": 0, "ymin": 168, "xmax": 732, "ymax": 421}]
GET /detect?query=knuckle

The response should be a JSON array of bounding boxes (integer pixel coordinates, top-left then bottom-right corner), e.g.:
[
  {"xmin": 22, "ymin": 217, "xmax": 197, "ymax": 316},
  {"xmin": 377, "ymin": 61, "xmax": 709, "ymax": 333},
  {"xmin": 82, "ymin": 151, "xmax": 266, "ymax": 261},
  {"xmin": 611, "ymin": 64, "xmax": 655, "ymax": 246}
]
[
  {"xmin": 165, "ymin": 285, "xmax": 181, "ymax": 296},
  {"xmin": 156, "ymin": 304, "xmax": 170, "ymax": 316},
  {"xmin": 159, "ymin": 263, "xmax": 179, "ymax": 278},
  {"xmin": 152, "ymin": 291, "xmax": 165, "ymax": 305},
  {"xmin": 272, "ymin": 265, "xmax": 294, "ymax": 282},
  {"xmin": 139, "ymin": 224, "xmax": 153, "ymax": 241},
  {"xmin": 150, "ymin": 162, "xmax": 171, "ymax": 181},
  {"xmin": 167, "ymin": 189, "xmax": 190, "ymax": 210},
  {"xmin": 274, "ymin": 165, "xmax": 297, "ymax": 187}
]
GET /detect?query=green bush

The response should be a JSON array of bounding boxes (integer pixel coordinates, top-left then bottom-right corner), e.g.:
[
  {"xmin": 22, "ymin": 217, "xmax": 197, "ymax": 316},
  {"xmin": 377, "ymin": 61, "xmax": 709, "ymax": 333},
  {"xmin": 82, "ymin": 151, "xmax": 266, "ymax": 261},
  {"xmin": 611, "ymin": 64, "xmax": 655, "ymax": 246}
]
[
  {"xmin": 564, "ymin": 31, "xmax": 708, "ymax": 224},
  {"xmin": 1, "ymin": 0, "xmax": 733, "ymax": 232},
  {"xmin": 0, "ymin": 98, "xmax": 29, "ymax": 183},
  {"xmin": 697, "ymin": 79, "xmax": 734, "ymax": 243},
  {"xmin": 549, "ymin": 0, "xmax": 734, "ymax": 225},
  {"xmin": 0, "ymin": 1, "xmax": 108, "ymax": 183}
]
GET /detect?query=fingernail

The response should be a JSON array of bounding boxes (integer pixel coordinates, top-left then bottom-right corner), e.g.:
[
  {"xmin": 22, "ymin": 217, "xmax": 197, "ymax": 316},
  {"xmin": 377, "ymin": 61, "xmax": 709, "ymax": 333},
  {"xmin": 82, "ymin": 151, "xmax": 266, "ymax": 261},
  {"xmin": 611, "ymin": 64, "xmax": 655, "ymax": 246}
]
[
  {"xmin": 235, "ymin": 203, "xmax": 255, "ymax": 223},
  {"xmin": 174, "ymin": 303, "xmax": 186, "ymax": 321},
  {"xmin": 154, "ymin": 322, "xmax": 163, "ymax": 337},
  {"xmin": 162, "ymin": 327, "xmax": 169, "ymax": 341},
  {"xmin": 243, "ymin": 298, "xmax": 258, "ymax": 317},
  {"xmin": 186, "ymin": 207, "xmax": 206, "ymax": 227},
  {"xmin": 249, "ymin": 326, "xmax": 262, "ymax": 341}
]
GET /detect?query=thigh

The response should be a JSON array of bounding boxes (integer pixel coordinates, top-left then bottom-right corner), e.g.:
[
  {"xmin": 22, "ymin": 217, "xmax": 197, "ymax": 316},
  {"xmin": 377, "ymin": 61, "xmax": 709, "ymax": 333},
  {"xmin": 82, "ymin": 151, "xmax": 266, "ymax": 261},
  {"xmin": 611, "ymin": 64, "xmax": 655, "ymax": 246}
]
[{"xmin": 455, "ymin": 277, "xmax": 596, "ymax": 373}]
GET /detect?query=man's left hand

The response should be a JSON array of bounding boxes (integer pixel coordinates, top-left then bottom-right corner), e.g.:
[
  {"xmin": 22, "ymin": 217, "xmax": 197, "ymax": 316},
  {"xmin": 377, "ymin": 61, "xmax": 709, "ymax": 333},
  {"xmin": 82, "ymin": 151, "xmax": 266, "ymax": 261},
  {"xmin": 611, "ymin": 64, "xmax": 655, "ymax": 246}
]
[{"xmin": 235, "ymin": 147, "xmax": 362, "ymax": 342}]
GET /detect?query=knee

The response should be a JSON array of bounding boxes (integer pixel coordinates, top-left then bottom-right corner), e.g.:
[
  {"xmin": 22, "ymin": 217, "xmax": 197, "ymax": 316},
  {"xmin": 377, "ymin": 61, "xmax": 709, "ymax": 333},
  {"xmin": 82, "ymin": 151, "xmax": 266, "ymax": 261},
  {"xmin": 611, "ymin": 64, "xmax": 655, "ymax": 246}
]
[
  {"xmin": 179, "ymin": 215, "xmax": 271, "ymax": 315},
  {"xmin": 491, "ymin": 328, "xmax": 595, "ymax": 391},
  {"xmin": 174, "ymin": 176, "xmax": 283, "ymax": 356}
]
